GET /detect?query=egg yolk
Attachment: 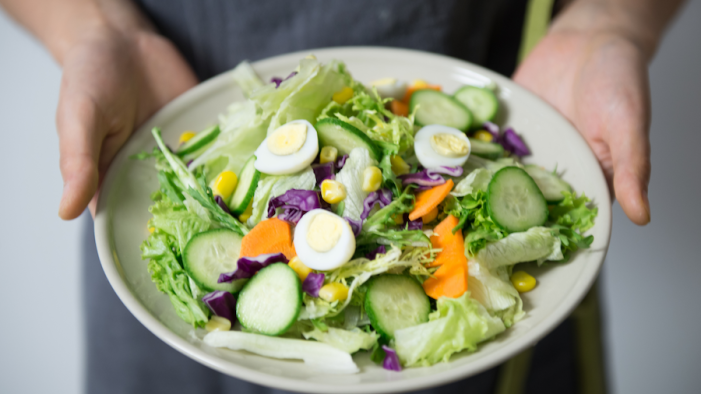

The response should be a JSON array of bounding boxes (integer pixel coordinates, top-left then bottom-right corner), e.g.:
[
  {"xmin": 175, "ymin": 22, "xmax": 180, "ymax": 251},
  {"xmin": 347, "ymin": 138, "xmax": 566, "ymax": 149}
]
[
  {"xmin": 267, "ymin": 123, "xmax": 307, "ymax": 156},
  {"xmin": 306, "ymin": 213, "xmax": 343, "ymax": 253},
  {"xmin": 430, "ymin": 133, "xmax": 469, "ymax": 158}
]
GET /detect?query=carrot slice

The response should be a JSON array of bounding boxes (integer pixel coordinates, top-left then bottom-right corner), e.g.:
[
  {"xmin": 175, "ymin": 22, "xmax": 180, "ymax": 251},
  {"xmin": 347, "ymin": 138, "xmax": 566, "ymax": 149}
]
[
  {"xmin": 423, "ymin": 257, "xmax": 468, "ymax": 299},
  {"xmin": 240, "ymin": 218, "xmax": 297, "ymax": 259},
  {"xmin": 408, "ymin": 179, "xmax": 454, "ymax": 221},
  {"xmin": 427, "ymin": 215, "xmax": 463, "ymax": 268},
  {"xmin": 390, "ymin": 100, "xmax": 409, "ymax": 117},
  {"xmin": 401, "ymin": 84, "xmax": 441, "ymax": 104}
]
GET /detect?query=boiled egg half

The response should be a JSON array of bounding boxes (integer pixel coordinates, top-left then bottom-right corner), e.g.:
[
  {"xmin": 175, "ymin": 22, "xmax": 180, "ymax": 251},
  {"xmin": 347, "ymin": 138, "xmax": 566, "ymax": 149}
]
[
  {"xmin": 414, "ymin": 124, "xmax": 471, "ymax": 169},
  {"xmin": 293, "ymin": 209, "xmax": 356, "ymax": 271},
  {"xmin": 254, "ymin": 120, "xmax": 319, "ymax": 175},
  {"xmin": 369, "ymin": 78, "xmax": 408, "ymax": 100}
]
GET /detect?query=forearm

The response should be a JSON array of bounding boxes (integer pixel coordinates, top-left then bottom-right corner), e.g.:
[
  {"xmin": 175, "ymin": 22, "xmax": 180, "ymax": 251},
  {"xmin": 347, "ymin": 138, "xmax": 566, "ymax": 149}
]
[
  {"xmin": 0, "ymin": 0, "xmax": 153, "ymax": 64},
  {"xmin": 553, "ymin": 0, "xmax": 686, "ymax": 61}
]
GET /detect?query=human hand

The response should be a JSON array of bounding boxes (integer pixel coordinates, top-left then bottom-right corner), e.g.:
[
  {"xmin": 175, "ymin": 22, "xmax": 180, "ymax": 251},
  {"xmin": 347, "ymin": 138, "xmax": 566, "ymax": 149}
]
[
  {"xmin": 514, "ymin": 30, "xmax": 651, "ymax": 225},
  {"xmin": 56, "ymin": 26, "xmax": 197, "ymax": 219}
]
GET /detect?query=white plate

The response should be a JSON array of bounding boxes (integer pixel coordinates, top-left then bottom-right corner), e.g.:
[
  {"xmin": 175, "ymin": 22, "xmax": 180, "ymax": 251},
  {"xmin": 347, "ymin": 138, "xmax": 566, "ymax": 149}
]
[{"xmin": 95, "ymin": 47, "xmax": 611, "ymax": 393}]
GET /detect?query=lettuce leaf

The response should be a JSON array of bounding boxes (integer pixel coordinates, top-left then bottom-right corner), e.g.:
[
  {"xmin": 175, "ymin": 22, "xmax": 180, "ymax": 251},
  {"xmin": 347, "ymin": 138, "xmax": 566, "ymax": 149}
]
[
  {"xmin": 548, "ymin": 191, "xmax": 598, "ymax": 261},
  {"xmin": 475, "ymin": 226, "xmax": 563, "ymax": 269},
  {"xmin": 150, "ymin": 199, "xmax": 210, "ymax": 254},
  {"xmin": 468, "ymin": 260, "xmax": 524, "ymax": 327},
  {"xmin": 246, "ymin": 167, "xmax": 316, "ymax": 227},
  {"xmin": 141, "ymin": 232, "xmax": 210, "ymax": 327},
  {"xmin": 335, "ymin": 147, "xmax": 378, "ymax": 221},
  {"xmin": 444, "ymin": 190, "xmax": 506, "ymax": 256},
  {"xmin": 451, "ymin": 168, "xmax": 492, "ymax": 197},
  {"xmin": 230, "ymin": 61, "xmax": 265, "ymax": 98},
  {"xmin": 302, "ymin": 327, "xmax": 378, "ymax": 353},
  {"xmin": 394, "ymin": 292, "xmax": 505, "ymax": 367}
]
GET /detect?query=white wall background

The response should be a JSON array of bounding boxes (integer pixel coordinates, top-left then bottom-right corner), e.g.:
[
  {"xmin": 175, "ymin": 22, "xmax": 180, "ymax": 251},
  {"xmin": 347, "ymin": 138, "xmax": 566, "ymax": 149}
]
[{"xmin": 0, "ymin": 2, "xmax": 699, "ymax": 393}]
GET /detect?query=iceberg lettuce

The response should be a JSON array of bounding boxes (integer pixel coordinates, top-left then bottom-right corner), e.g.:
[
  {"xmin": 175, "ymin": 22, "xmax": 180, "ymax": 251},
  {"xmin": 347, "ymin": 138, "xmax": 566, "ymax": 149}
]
[
  {"xmin": 334, "ymin": 147, "xmax": 378, "ymax": 221},
  {"xmin": 475, "ymin": 226, "xmax": 563, "ymax": 269},
  {"xmin": 394, "ymin": 292, "xmax": 505, "ymax": 367},
  {"xmin": 451, "ymin": 168, "xmax": 493, "ymax": 197},
  {"xmin": 303, "ymin": 327, "xmax": 378, "ymax": 354},
  {"xmin": 468, "ymin": 260, "xmax": 524, "ymax": 327},
  {"xmin": 230, "ymin": 61, "xmax": 265, "ymax": 98}
]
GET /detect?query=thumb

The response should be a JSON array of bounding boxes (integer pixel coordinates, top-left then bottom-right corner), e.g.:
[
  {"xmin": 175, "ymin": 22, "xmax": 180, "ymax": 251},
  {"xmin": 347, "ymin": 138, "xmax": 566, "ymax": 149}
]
[{"xmin": 56, "ymin": 89, "xmax": 102, "ymax": 220}]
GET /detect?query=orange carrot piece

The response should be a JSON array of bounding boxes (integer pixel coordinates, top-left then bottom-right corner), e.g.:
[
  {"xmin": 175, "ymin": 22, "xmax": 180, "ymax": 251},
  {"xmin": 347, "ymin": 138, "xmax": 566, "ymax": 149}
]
[
  {"xmin": 423, "ymin": 257, "xmax": 468, "ymax": 299},
  {"xmin": 240, "ymin": 218, "xmax": 297, "ymax": 260},
  {"xmin": 401, "ymin": 84, "xmax": 441, "ymax": 104},
  {"xmin": 408, "ymin": 179, "xmax": 454, "ymax": 221},
  {"xmin": 390, "ymin": 100, "xmax": 409, "ymax": 117},
  {"xmin": 427, "ymin": 215, "xmax": 463, "ymax": 267}
]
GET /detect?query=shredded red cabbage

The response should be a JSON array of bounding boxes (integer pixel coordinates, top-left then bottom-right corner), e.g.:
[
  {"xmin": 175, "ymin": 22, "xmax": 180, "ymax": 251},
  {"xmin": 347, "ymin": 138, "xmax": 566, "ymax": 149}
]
[
  {"xmin": 271, "ymin": 71, "xmax": 298, "ymax": 88},
  {"xmin": 312, "ymin": 162, "xmax": 335, "ymax": 186},
  {"xmin": 215, "ymin": 195, "xmax": 231, "ymax": 215},
  {"xmin": 302, "ymin": 272, "xmax": 325, "ymax": 297},
  {"xmin": 202, "ymin": 291, "xmax": 237, "ymax": 324},
  {"xmin": 268, "ymin": 189, "xmax": 321, "ymax": 224},
  {"xmin": 336, "ymin": 154, "xmax": 349, "ymax": 169},
  {"xmin": 218, "ymin": 253, "xmax": 289, "ymax": 282},
  {"xmin": 482, "ymin": 121, "xmax": 500, "ymax": 139},
  {"xmin": 365, "ymin": 245, "xmax": 386, "ymax": 260},
  {"xmin": 344, "ymin": 217, "xmax": 362, "ymax": 237},
  {"xmin": 501, "ymin": 128, "xmax": 531, "ymax": 156},
  {"xmin": 360, "ymin": 189, "xmax": 393, "ymax": 220},
  {"xmin": 399, "ymin": 166, "xmax": 463, "ymax": 187},
  {"xmin": 382, "ymin": 345, "xmax": 402, "ymax": 371},
  {"xmin": 407, "ymin": 218, "xmax": 423, "ymax": 230}
]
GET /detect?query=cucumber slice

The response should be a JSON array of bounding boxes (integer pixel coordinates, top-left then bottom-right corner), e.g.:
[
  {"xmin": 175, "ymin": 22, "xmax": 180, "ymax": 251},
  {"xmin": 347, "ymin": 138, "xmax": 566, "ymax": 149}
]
[
  {"xmin": 524, "ymin": 165, "xmax": 572, "ymax": 204},
  {"xmin": 487, "ymin": 167, "xmax": 548, "ymax": 232},
  {"xmin": 453, "ymin": 86, "xmax": 498, "ymax": 128},
  {"xmin": 365, "ymin": 275, "xmax": 430, "ymax": 339},
  {"xmin": 236, "ymin": 263, "xmax": 302, "ymax": 336},
  {"xmin": 410, "ymin": 90, "xmax": 472, "ymax": 131},
  {"xmin": 469, "ymin": 137, "xmax": 505, "ymax": 160},
  {"xmin": 315, "ymin": 118, "xmax": 382, "ymax": 161},
  {"xmin": 183, "ymin": 229, "xmax": 246, "ymax": 293},
  {"xmin": 228, "ymin": 155, "xmax": 261, "ymax": 215},
  {"xmin": 177, "ymin": 125, "xmax": 221, "ymax": 160}
]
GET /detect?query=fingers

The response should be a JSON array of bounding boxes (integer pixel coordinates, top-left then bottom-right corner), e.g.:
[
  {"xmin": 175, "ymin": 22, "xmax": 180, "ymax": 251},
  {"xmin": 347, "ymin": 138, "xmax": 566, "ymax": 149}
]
[
  {"xmin": 56, "ymin": 83, "xmax": 101, "ymax": 220},
  {"xmin": 611, "ymin": 127, "xmax": 651, "ymax": 225}
]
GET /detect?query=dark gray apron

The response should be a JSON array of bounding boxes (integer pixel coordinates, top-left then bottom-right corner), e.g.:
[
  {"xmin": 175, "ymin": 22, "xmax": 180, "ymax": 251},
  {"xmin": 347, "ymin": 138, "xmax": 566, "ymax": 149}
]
[{"xmin": 83, "ymin": 1, "xmax": 577, "ymax": 392}]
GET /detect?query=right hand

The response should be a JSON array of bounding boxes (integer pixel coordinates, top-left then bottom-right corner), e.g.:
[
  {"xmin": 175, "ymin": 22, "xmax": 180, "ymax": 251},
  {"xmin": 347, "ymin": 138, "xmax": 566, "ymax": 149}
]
[{"xmin": 57, "ymin": 26, "xmax": 197, "ymax": 219}]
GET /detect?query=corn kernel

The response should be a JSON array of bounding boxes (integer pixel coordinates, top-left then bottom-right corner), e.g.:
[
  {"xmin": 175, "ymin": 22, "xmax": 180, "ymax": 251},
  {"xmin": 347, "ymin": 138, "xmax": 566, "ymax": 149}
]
[
  {"xmin": 320, "ymin": 146, "xmax": 338, "ymax": 164},
  {"xmin": 393, "ymin": 213, "xmax": 404, "ymax": 225},
  {"xmin": 179, "ymin": 131, "xmax": 197, "ymax": 144},
  {"xmin": 510, "ymin": 271, "xmax": 537, "ymax": 293},
  {"xmin": 390, "ymin": 155, "xmax": 411, "ymax": 176},
  {"xmin": 321, "ymin": 179, "xmax": 347, "ymax": 204},
  {"xmin": 212, "ymin": 171, "xmax": 238, "ymax": 201},
  {"xmin": 411, "ymin": 79, "xmax": 429, "ymax": 88},
  {"xmin": 474, "ymin": 130, "xmax": 494, "ymax": 142},
  {"xmin": 238, "ymin": 200, "xmax": 253, "ymax": 222},
  {"xmin": 148, "ymin": 226, "xmax": 155, "ymax": 234},
  {"xmin": 205, "ymin": 315, "xmax": 231, "ymax": 332},
  {"xmin": 362, "ymin": 166, "xmax": 383, "ymax": 192},
  {"xmin": 319, "ymin": 282, "xmax": 349, "ymax": 302},
  {"xmin": 288, "ymin": 256, "xmax": 313, "ymax": 281},
  {"xmin": 422, "ymin": 207, "xmax": 439, "ymax": 224},
  {"xmin": 332, "ymin": 86, "xmax": 354, "ymax": 105}
]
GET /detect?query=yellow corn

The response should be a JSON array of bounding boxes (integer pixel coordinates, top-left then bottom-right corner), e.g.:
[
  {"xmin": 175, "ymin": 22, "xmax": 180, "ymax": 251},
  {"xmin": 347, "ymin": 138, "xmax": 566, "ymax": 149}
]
[
  {"xmin": 332, "ymin": 86, "xmax": 354, "ymax": 105},
  {"xmin": 320, "ymin": 146, "xmax": 338, "ymax": 164},
  {"xmin": 362, "ymin": 166, "xmax": 383, "ymax": 192},
  {"xmin": 422, "ymin": 207, "xmax": 439, "ymax": 224},
  {"xmin": 205, "ymin": 316, "xmax": 231, "ymax": 332},
  {"xmin": 212, "ymin": 171, "xmax": 238, "ymax": 201},
  {"xmin": 510, "ymin": 271, "xmax": 537, "ymax": 293},
  {"xmin": 321, "ymin": 179, "xmax": 347, "ymax": 204},
  {"xmin": 288, "ymin": 256, "xmax": 313, "ymax": 281},
  {"xmin": 411, "ymin": 79, "xmax": 429, "ymax": 88},
  {"xmin": 393, "ymin": 213, "xmax": 404, "ymax": 225},
  {"xmin": 179, "ymin": 131, "xmax": 197, "ymax": 144},
  {"xmin": 238, "ymin": 201, "xmax": 254, "ymax": 222},
  {"xmin": 147, "ymin": 219, "xmax": 155, "ymax": 233},
  {"xmin": 390, "ymin": 155, "xmax": 411, "ymax": 176},
  {"xmin": 474, "ymin": 130, "xmax": 494, "ymax": 142},
  {"xmin": 319, "ymin": 282, "xmax": 349, "ymax": 302}
]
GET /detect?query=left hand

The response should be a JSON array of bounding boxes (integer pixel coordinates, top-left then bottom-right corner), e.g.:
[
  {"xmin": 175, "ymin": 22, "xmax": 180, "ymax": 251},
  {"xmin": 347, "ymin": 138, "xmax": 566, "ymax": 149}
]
[{"xmin": 514, "ymin": 30, "xmax": 651, "ymax": 225}]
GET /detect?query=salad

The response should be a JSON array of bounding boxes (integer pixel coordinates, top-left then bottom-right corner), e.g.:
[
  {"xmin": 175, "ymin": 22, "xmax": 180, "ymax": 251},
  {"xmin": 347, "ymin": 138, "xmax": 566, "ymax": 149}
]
[{"xmin": 137, "ymin": 56, "xmax": 598, "ymax": 374}]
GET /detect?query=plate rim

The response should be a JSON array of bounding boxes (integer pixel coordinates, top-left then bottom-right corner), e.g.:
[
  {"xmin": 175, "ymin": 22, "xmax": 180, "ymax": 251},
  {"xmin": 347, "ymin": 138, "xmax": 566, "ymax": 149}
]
[{"xmin": 94, "ymin": 46, "xmax": 612, "ymax": 394}]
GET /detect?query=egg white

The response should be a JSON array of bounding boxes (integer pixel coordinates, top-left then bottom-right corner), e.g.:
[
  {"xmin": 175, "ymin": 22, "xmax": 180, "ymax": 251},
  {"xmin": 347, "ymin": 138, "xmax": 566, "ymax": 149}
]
[
  {"xmin": 369, "ymin": 78, "xmax": 408, "ymax": 100},
  {"xmin": 414, "ymin": 124, "xmax": 471, "ymax": 169},
  {"xmin": 293, "ymin": 209, "xmax": 356, "ymax": 271},
  {"xmin": 254, "ymin": 119, "xmax": 319, "ymax": 175}
]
